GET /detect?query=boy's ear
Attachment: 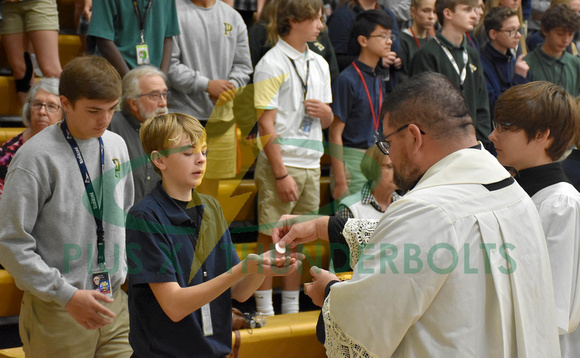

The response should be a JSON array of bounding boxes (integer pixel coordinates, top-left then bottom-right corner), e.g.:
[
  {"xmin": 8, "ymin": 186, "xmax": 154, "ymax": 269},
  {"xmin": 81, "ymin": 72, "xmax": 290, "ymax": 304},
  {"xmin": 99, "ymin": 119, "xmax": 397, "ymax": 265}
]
[
  {"xmin": 150, "ymin": 151, "xmax": 166, "ymax": 171},
  {"xmin": 488, "ymin": 29, "xmax": 497, "ymax": 41},
  {"xmin": 357, "ymin": 35, "xmax": 368, "ymax": 48},
  {"xmin": 443, "ymin": 8, "xmax": 453, "ymax": 21},
  {"xmin": 536, "ymin": 128, "xmax": 551, "ymax": 143}
]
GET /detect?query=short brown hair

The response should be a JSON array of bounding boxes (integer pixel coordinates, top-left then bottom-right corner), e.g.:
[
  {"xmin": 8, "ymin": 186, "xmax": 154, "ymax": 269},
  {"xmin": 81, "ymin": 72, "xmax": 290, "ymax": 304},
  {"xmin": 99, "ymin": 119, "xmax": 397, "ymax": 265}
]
[
  {"xmin": 140, "ymin": 113, "xmax": 206, "ymax": 175},
  {"xmin": 542, "ymin": 4, "xmax": 580, "ymax": 33},
  {"xmin": 495, "ymin": 82, "xmax": 580, "ymax": 160},
  {"xmin": 267, "ymin": 0, "xmax": 323, "ymax": 40},
  {"xmin": 436, "ymin": 0, "xmax": 478, "ymax": 26},
  {"xmin": 59, "ymin": 56, "xmax": 121, "ymax": 105}
]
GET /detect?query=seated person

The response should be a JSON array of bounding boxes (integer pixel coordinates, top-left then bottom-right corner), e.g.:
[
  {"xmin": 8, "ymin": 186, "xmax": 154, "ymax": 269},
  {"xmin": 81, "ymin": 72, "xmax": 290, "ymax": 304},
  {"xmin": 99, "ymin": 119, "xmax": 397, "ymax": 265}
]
[
  {"xmin": 336, "ymin": 145, "xmax": 400, "ymax": 220},
  {"xmin": 524, "ymin": 4, "xmax": 580, "ymax": 96},
  {"xmin": 126, "ymin": 112, "xmax": 302, "ymax": 357},
  {"xmin": 0, "ymin": 78, "xmax": 63, "ymax": 198},
  {"xmin": 330, "ymin": 9, "xmax": 394, "ymax": 200},
  {"xmin": 490, "ymin": 81, "xmax": 580, "ymax": 356},
  {"xmin": 399, "ymin": 0, "xmax": 437, "ymax": 81},
  {"xmin": 480, "ymin": 6, "xmax": 529, "ymax": 122}
]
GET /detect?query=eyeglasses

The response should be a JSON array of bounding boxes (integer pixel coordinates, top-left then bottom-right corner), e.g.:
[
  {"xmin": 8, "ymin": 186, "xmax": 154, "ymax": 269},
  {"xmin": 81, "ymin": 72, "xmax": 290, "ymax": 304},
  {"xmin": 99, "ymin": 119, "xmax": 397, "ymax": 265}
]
[
  {"xmin": 30, "ymin": 101, "xmax": 61, "ymax": 113},
  {"xmin": 497, "ymin": 28, "xmax": 521, "ymax": 37},
  {"xmin": 138, "ymin": 91, "xmax": 169, "ymax": 102},
  {"xmin": 369, "ymin": 33, "xmax": 396, "ymax": 42},
  {"xmin": 376, "ymin": 124, "xmax": 426, "ymax": 155},
  {"xmin": 492, "ymin": 121, "xmax": 515, "ymax": 133}
]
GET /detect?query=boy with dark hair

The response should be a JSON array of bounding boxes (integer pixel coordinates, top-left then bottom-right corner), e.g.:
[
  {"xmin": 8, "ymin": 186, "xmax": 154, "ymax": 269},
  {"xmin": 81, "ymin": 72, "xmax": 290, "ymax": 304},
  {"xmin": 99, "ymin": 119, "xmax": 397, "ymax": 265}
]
[
  {"xmin": 480, "ymin": 6, "xmax": 529, "ymax": 120},
  {"xmin": 525, "ymin": 4, "xmax": 580, "ymax": 96},
  {"xmin": 490, "ymin": 81, "xmax": 580, "ymax": 357},
  {"xmin": 330, "ymin": 9, "xmax": 394, "ymax": 199},
  {"xmin": 411, "ymin": 0, "xmax": 491, "ymax": 149},
  {"xmin": 126, "ymin": 113, "xmax": 301, "ymax": 357},
  {"xmin": 0, "ymin": 56, "xmax": 134, "ymax": 356},
  {"xmin": 253, "ymin": 0, "xmax": 333, "ymax": 316}
]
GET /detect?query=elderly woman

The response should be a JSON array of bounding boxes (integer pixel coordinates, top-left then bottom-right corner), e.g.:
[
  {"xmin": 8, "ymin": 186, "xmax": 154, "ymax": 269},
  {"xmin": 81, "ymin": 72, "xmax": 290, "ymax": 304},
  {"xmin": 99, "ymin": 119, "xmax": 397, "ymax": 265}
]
[
  {"xmin": 0, "ymin": 78, "xmax": 62, "ymax": 197},
  {"xmin": 336, "ymin": 145, "xmax": 400, "ymax": 220}
]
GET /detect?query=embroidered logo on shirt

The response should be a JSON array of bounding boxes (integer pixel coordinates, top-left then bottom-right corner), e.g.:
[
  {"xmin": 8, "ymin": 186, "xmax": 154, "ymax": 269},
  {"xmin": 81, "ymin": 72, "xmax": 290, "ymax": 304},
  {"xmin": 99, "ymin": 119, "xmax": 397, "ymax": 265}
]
[
  {"xmin": 224, "ymin": 22, "xmax": 233, "ymax": 36},
  {"xmin": 312, "ymin": 41, "xmax": 325, "ymax": 52}
]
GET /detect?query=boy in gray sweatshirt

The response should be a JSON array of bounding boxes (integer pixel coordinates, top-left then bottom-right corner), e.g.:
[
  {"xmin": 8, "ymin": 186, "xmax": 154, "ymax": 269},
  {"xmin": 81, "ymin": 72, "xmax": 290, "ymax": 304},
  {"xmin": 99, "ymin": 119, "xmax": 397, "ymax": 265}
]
[{"xmin": 0, "ymin": 56, "xmax": 134, "ymax": 357}]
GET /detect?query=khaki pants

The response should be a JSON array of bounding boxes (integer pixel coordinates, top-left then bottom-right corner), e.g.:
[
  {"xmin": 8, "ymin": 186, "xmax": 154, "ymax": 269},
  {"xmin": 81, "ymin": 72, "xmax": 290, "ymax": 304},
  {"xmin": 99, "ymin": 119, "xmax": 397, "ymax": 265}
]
[{"xmin": 19, "ymin": 289, "xmax": 132, "ymax": 358}]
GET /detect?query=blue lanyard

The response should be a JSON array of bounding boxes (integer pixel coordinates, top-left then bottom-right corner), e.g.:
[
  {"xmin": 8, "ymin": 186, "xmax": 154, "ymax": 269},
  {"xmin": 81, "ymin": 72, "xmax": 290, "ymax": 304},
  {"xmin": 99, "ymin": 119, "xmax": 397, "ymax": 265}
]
[{"xmin": 60, "ymin": 120, "xmax": 106, "ymax": 268}]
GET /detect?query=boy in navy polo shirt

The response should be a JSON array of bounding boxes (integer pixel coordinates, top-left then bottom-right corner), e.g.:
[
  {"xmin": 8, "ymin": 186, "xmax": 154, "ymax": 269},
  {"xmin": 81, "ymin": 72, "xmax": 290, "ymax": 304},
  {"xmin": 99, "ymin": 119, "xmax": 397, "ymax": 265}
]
[
  {"xmin": 330, "ymin": 9, "xmax": 394, "ymax": 200},
  {"xmin": 126, "ymin": 113, "xmax": 301, "ymax": 357}
]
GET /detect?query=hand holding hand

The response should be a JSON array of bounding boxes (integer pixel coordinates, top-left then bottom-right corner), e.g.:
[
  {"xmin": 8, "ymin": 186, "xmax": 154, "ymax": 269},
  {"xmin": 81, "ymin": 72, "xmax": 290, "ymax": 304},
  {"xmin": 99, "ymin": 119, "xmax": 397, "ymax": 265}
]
[
  {"xmin": 65, "ymin": 290, "xmax": 115, "ymax": 330},
  {"xmin": 207, "ymin": 80, "xmax": 236, "ymax": 104}
]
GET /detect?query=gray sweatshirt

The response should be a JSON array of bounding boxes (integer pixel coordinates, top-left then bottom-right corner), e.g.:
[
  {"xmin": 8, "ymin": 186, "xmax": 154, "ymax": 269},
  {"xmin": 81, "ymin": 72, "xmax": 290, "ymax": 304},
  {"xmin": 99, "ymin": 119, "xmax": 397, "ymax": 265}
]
[
  {"xmin": 0, "ymin": 125, "xmax": 134, "ymax": 307},
  {"xmin": 168, "ymin": 0, "xmax": 252, "ymax": 121}
]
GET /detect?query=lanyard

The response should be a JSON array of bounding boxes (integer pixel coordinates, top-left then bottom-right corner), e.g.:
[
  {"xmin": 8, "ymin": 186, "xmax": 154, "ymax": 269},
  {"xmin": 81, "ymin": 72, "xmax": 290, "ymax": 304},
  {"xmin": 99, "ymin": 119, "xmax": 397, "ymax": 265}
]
[
  {"xmin": 352, "ymin": 62, "xmax": 383, "ymax": 131},
  {"xmin": 288, "ymin": 57, "xmax": 310, "ymax": 101},
  {"xmin": 60, "ymin": 120, "xmax": 106, "ymax": 267},
  {"xmin": 132, "ymin": 0, "xmax": 153, "ymax": 43},
  {"xmin": 410, "ymin": 27, "xmax": 421, "ymax": 49},
  {"xmin": 434, "ymin": 37, "xmax": 468, "ymax": 86}
]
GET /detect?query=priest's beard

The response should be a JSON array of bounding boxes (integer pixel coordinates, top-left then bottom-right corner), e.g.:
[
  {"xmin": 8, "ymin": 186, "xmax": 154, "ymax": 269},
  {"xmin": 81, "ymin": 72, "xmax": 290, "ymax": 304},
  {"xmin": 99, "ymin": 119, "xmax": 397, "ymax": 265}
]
[{"xmin": 392, "ymin": 153, "xmax": 422, "ymax": 192}]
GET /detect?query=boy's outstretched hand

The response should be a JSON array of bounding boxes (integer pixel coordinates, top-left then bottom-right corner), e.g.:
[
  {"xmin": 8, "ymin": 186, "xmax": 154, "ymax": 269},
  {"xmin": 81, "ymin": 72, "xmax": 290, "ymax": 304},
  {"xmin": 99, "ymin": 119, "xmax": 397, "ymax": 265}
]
[{"xmin": 243, "ymin": 251, "xmax": 304, "ymax": 277}]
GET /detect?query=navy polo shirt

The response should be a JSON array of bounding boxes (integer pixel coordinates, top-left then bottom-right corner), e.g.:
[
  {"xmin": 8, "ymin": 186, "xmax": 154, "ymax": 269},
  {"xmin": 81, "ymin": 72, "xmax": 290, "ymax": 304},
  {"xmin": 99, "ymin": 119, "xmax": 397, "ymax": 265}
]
[
  {"xmin": 126, "ymin": 182, "xmax": 240, "ymax": 357},
  {"xmin": 332, "ymin": 60, "xmax": 385, "ymax": 149}
]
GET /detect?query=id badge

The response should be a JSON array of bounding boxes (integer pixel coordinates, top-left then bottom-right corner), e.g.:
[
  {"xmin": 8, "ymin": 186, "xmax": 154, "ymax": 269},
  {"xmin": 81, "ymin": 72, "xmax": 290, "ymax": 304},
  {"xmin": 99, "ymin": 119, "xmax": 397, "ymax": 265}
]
[
  {"xmin": 92, "ymin": 271, "xmax": 113, "ymax": 298},
  {"xmin": 201, "ymin": 303, "xmax": 214, "ymax": 336},
  {"xmin": 298, "ymin": 114, "xmax": 314, "ymax": 136},
  {"xmin": 136, "ymin": 43, "xmax": 150, "ymax": 65}
]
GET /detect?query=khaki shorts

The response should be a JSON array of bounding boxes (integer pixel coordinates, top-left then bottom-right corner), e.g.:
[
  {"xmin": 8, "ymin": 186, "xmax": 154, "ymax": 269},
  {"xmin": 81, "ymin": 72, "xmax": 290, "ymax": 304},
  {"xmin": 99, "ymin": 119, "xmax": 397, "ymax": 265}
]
[
  {"xmin": 19, "ymin": 289, "xmax": 132, "ymax": 358},
  {"xmin": 0, "ymin": 0, "xmax": 59, "ymax": 34},
  {"xmin": 255, "ymin": 155, "xmax": 320, "ymax": 236}
]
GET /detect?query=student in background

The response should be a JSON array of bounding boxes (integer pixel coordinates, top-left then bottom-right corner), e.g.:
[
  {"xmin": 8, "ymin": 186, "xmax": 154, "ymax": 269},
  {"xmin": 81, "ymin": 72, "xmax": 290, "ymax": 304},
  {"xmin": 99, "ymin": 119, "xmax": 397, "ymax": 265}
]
[
  {"xmin": 399, "ymin": 0, "xmax": 437, "ymax": 80},
  {"xmin": 253, "ymin": 0, "xmax": 333, "ymax": 316},
  {"xmin": 330, "ymin": 10, "xmax": 393, "ymax": 200}
]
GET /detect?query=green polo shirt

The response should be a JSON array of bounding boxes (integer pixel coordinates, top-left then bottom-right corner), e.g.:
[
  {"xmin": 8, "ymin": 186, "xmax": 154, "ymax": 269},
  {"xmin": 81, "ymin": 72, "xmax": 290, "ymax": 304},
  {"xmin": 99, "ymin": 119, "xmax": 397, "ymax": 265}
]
[
  {"xmin": 524, "ymin": 47, "xmax": 580, "ymax": 96},
  {"xmin": 410, "ymin": 32, "xmax": 491, "ymax": 146}
]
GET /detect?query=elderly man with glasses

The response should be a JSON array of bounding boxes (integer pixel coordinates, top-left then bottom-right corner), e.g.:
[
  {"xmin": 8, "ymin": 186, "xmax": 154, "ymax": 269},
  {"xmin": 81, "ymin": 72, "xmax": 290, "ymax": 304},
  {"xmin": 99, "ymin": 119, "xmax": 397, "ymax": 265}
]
[
  {"xmin": 271, "ymin": 72, "xmax": 561, "ymax": 357},
  {"xmin": 109, "ymin": 65, "xmax": 168, "ymax": 203}
]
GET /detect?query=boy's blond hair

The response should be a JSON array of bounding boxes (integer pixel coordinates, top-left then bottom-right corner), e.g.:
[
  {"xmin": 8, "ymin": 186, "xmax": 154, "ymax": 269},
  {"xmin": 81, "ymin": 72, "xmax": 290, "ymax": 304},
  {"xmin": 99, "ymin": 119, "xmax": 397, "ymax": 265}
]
[{"xmin": 140, "ymin": 113, "xmax": 206, "ymax": 175}]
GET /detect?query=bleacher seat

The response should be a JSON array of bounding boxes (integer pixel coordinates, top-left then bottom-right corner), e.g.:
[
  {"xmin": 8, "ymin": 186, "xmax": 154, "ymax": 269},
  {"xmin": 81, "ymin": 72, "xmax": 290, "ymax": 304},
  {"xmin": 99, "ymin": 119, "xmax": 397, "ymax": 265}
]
[{"xmin": 0, "ymin": 128, "xmax": 24, "ymax": 145}]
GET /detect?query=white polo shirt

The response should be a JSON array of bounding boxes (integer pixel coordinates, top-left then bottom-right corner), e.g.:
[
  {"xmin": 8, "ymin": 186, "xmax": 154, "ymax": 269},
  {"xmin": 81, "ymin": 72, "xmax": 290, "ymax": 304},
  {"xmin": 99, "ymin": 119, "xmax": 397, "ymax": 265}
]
[{"xmin": 254, "ymin": 38, "xmax": 332, "ymax": 169}]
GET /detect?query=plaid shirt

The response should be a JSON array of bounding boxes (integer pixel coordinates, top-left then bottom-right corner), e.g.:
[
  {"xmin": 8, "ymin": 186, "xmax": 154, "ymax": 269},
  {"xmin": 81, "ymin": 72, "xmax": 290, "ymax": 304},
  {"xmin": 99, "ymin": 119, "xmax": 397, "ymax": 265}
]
[{"xmin": 336, "ymin": 182, "xmax": 401, "ymax": 219}]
